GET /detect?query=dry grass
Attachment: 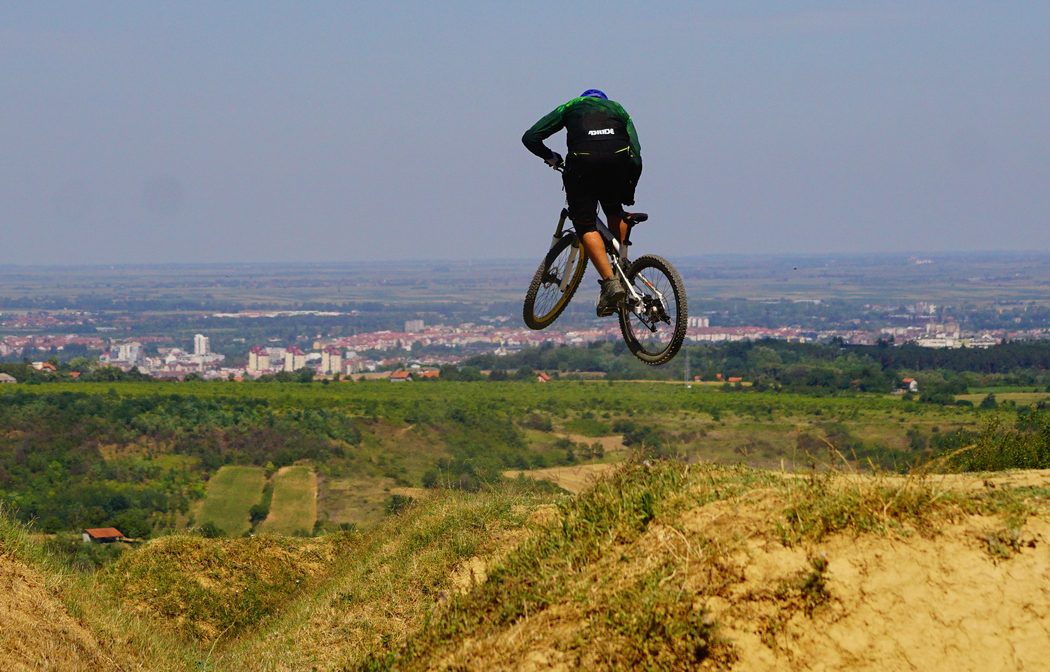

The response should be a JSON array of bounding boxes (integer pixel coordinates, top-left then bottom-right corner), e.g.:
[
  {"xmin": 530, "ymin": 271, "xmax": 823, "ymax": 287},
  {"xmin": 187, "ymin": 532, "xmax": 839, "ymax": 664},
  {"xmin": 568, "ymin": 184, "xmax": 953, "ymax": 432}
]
[
  {"xmin": 4, "ymin": 462, "xmax": 1049, "ymax": 671},
  {"xmin": 503, "ymin": 463, "xmax": 618, "ymax": 494},
  {"xmin": 97, "ymin": 532, "xmax": 353, "ymax": 643},
  {"xmin": 0, "ymin": 504, "xmax": 195, "ymax": 671},
  {"xmin": 214, "ymin": 486, "xmax": 544, "ymax": 670},
  {"xmin": 0, "ymin": 506, "xmax": 113, "ymax": 671},
  {"xmin": 377, "ymin": 461, "xmax": 1050, "ymax": 671},
  {"xmin": 318, "ymin": 475, "xmax": 398, "ymax": 528}
]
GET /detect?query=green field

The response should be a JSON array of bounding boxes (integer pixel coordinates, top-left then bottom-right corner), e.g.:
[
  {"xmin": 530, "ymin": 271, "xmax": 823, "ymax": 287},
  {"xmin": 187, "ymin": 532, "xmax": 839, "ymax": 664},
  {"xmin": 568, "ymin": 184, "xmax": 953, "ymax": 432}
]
[
  {"xmin": 198, "ymin": 466, "xmax": 266, "ymax": 536},
  {"xmin": 258, "ymin": 466, "xmax": 317, "ymax": 535},
  {"xmin": 958, "ymin": 391, "xmax": 1050, "ymax": 405},
  {"xmin": 2, "ymin": 378, "xmax": 1046, "ymax": 540}
]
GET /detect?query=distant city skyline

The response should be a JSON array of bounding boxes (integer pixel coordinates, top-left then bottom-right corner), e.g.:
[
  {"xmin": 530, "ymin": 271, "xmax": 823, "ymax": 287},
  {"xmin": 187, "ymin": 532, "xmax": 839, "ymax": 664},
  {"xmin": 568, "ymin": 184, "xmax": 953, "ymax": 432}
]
[{"xmin": 3, "ymin": 2, "xmax": 1049, "ymax": 264}]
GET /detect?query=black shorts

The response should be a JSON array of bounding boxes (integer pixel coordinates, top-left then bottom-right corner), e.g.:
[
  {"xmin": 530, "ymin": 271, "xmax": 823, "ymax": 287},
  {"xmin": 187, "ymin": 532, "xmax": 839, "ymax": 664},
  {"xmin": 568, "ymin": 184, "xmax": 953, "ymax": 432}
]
[{"xmin": 562, "ymin": 152, "xmax": 633, "ymax": 234}]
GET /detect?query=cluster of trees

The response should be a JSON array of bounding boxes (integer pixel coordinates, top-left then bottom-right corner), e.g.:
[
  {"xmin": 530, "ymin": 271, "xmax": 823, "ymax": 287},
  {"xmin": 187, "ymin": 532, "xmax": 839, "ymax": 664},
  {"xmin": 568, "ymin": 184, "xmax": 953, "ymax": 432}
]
[
  {"xmin": 466, "ymin": 340, "xmax": 1050, "ymax": 396},
  {"xmin": 932, "ymin": 409, "xmax": 1050, "ymax": 471},
  {"xmin": 0, "ymin": 360, "xmax": 154, "ymax": 383},
  {"xmin": 0, "ymin": 391, "xmax": 361, "ymax": 534},
  {"xmin": 855, "ymin": 340, "xmax": 1050, "ymax": 374},
  {"xmin": 422, "ymin": 402, "xmax": 530, "ymax": 491}
]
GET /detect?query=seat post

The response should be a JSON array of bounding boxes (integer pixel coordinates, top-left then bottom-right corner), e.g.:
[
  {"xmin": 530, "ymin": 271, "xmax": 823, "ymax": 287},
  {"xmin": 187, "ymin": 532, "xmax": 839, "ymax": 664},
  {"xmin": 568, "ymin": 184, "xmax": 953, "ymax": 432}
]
[{"xmin": 622, "ymin": 221, "xmax": 635, "ymax": 247}]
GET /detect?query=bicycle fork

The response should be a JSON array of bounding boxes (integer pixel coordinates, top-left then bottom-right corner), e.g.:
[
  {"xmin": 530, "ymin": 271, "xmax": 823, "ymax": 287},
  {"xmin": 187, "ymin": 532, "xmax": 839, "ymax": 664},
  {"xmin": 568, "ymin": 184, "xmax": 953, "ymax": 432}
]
[
  {"xmin": 551, "ymin": 208, "xmax": 579, "ymax": 292},
  {"xmin": 606, "ymin": 238, "xmax": 664, "ymax": 311},
  {"xmin": 607, "ymin": 242, "xmax": 669, "ymax": 329}
]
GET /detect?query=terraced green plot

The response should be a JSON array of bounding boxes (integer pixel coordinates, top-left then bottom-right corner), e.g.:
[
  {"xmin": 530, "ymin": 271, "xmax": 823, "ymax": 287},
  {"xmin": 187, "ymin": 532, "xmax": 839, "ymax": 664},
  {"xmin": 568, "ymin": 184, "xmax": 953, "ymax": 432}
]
[
  {"xmin": 198, "ymin": 466, "xmax": 266, "ymax": 536},
  {"xmin": 258, "ymin": 466, "xmax": 317, "ymax": 535}
]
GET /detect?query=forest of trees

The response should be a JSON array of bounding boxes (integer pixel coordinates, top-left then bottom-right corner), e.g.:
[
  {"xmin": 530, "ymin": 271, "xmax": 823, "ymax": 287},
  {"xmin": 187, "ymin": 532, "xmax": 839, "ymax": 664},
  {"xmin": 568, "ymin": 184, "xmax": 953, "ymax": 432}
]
[
  {"xmin": 0, "ymin": 391, "xmax": 358, "ymax": 534},
  {"xmin": 466, "ymin": 340, "xmax": 1050, "ymax": 394},
  {"xmin": 2, "ymin": 340, "xmax": 1049, "ymax": 537}
]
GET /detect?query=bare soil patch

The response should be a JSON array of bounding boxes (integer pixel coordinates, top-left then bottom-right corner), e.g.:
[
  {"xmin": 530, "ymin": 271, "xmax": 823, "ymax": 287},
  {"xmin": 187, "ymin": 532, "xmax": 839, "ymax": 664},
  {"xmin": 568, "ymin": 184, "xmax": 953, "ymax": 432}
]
[
  {"xmin": 709, "ymin": 516, "xmax": 1050, "ymax": 671},
  {"xmin": 503, "ymin": 463, "xmax": 618, "ymax": 493},
  {"xmin": 430, "ymin": 466, "xmax": 1050, "ymax": 671}
]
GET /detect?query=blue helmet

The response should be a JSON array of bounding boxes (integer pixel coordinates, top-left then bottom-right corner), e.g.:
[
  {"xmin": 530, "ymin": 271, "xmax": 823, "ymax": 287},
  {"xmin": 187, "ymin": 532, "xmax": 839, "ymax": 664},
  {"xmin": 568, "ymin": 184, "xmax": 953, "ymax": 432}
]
[{"xmin": 580, "ymin": 89, "xmax": 608, "ymax": 100}]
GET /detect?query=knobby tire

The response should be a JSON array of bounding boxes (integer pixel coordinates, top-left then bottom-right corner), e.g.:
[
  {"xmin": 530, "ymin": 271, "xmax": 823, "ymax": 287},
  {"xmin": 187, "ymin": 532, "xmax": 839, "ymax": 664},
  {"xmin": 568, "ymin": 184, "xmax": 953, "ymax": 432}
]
[
  {"xmin": 618, "ymin": 254, "xmax": 688, "ymax": 365},
  {"xmin": 522, "ymin": 233, "xmax": 588, "ymax": 330}
]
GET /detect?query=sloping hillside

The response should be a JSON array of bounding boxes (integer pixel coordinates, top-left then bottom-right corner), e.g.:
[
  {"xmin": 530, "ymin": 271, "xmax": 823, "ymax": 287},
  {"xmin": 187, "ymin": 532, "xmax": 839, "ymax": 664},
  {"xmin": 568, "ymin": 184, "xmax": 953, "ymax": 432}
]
[
  {"xmin": 2, "ymin": 465, "xmax": 1048, "ymax": 671},
  {"xmin": 379, "ymin": 464, "xmax": 1050, "ymax": 671},
  {"xmin": 0, "ymin": 555, "xmax": 114, "ymax": 672},
  {"xmin": 0, "ymin": 512, "xmax": 114, "ymax": 671}
]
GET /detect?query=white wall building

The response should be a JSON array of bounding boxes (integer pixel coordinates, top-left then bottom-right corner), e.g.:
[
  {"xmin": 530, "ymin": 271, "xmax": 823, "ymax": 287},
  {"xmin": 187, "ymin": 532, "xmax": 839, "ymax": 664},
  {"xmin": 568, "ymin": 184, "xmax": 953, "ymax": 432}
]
[
  {"xmin": 248, "ymin": 346, "xmax": 270, "ymax": 373},
  {"xmin": 116, "ymin": 342, "xmax": 143, "ymax": 364},
  {"xmin": 283, "ymin": 347, "xmax": 306, "ymax": 372},
  {"xmin": 320, "ymin": 347, "xmax": 342, "ymax": 375},
  {"xmin": 193, "ymin": 334, "xmax": 210, "ymax": 356}
]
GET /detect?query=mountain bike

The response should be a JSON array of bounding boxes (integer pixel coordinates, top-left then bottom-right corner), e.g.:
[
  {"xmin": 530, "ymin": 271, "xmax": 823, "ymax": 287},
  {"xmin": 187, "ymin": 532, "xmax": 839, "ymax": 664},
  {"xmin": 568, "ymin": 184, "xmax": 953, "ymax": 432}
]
[{"xmin": 522, "ymin": 198, "xmax": 688, "ymax": 366}]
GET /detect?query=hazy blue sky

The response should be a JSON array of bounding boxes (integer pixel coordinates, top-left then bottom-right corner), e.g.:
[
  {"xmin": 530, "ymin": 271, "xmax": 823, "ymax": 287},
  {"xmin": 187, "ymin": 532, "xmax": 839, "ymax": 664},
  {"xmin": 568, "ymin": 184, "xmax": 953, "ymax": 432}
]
[{"xmin": 3, "ymin": 2, "xmax": 1048, "ymax": 264}]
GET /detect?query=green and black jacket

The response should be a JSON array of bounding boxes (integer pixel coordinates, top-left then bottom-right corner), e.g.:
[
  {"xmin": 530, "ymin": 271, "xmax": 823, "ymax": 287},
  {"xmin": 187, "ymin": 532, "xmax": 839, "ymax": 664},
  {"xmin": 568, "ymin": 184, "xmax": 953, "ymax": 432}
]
[{"xmin": 522, "ymin": 96, "xmax": 642, "ymax": 169}]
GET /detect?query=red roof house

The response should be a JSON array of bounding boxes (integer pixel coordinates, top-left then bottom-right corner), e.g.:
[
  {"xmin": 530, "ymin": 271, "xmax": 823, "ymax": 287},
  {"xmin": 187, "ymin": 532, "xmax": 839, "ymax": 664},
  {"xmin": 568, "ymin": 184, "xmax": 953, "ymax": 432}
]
[{"xmin": 82, "ymin": 527, "xmax": 125, "ymax": 543}]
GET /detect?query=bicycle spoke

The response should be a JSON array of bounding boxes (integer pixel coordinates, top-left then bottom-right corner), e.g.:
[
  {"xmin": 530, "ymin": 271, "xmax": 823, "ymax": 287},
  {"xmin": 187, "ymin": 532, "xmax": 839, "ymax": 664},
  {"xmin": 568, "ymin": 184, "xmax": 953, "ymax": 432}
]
[
  {"xmin": 523, "ymin": 234, "xmax": 588, "ymax": 329},
  {"xmin": 618, "ymin": 254, "xmax": 686, "ymax": 365}
]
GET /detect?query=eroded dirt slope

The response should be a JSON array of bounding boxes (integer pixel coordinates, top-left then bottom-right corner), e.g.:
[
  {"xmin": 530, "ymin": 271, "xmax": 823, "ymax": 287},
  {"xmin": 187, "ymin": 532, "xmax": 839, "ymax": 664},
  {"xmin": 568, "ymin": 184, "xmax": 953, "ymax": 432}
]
[{"xmin": 401, "ymin": 466, "xmax": 1050, "ymax": 671}]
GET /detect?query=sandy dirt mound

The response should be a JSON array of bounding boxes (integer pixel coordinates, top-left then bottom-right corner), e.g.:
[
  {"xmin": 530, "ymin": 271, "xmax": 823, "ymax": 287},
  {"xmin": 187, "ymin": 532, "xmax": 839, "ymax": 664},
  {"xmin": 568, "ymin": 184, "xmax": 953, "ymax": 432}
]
[
  {"xmin": 0, "ymin": 555, "xmax": 114, "ymax": 671},
  {"xmin": 711, "ymin": 517, "xmax": 1050, "ymax": 671},
  {"xmin": 425, "ymin": 467, "xmax": 1050, "ymax": 671}
]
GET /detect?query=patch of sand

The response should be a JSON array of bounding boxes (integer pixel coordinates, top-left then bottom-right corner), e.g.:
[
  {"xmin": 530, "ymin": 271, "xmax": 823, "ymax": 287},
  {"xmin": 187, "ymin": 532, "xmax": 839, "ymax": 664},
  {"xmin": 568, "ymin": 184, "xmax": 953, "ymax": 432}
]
[{"xmin": 712, "ymin": 516, "xmax": 1050, "ymax": 671}]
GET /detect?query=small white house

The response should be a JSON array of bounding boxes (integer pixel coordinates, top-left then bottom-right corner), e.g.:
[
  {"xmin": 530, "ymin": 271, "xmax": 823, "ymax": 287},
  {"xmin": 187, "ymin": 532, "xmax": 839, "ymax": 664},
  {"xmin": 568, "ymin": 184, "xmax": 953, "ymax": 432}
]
[{"xmin": 0, "ymin": 373, "xmax": 16, "ymax": 384}]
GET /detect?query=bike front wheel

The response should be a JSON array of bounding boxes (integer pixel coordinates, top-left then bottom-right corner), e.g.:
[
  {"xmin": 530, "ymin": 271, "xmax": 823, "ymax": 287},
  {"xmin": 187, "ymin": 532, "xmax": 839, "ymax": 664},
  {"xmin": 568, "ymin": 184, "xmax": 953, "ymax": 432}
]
[
  {"xmin": 523, "ymin": 233, "xmax": 588, "ymax": 330},
  {"xmin": 618, "ymin": 254, "xmax": 688, "ymax": 365}
]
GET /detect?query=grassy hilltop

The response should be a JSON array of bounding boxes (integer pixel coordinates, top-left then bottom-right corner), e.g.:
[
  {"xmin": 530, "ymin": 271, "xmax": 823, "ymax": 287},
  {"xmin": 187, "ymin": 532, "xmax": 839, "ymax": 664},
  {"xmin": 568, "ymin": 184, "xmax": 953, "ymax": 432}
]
[
  {"xmin": 2, "ymin": 461, "xmax": 1049, "ymax": 670},
  {"xmin": 2, "ymin": 377, "xmax": 1050, "ymax": 669}
]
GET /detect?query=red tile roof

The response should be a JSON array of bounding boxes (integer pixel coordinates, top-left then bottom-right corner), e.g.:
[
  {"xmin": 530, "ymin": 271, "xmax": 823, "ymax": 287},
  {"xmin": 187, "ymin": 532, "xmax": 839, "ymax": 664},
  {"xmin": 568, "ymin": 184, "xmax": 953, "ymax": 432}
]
[{"xmin": 84, "ymin": 527, "xmax": 124, "ymax": 539}]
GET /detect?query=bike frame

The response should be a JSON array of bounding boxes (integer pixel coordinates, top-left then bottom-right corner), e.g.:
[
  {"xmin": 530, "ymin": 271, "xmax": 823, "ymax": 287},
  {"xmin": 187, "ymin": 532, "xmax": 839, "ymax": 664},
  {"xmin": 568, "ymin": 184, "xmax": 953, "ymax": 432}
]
[{"xmin": 549, "ymin": 207, "xmax": 668, "ymax": 326}]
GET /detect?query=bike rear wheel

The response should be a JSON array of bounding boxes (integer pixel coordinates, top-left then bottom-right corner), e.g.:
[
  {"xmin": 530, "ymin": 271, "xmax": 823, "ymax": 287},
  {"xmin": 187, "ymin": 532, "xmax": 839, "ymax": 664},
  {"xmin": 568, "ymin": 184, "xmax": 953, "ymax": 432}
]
[
  {"xmin": 523, "ymin": 233, "xmax": 588, "ymax": 330},
  {"xmin": 618, "ymin": 254, "xmax": 687, "ymax": 365}
]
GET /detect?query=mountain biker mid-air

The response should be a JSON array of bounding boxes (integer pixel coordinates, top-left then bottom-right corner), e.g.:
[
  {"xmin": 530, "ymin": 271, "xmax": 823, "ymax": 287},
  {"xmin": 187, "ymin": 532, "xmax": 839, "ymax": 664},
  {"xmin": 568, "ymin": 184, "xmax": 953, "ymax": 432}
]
[{"xmin": 522, "ymin": 89, "xmax": 642, "ymax": 317}]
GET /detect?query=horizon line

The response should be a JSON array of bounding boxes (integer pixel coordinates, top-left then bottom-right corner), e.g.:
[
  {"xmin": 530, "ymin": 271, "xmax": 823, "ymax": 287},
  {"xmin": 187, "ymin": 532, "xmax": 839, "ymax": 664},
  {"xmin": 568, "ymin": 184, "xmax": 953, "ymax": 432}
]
[{"xmin": 3, "ymin": 249, "xmax": 1050, "ymax": 270}]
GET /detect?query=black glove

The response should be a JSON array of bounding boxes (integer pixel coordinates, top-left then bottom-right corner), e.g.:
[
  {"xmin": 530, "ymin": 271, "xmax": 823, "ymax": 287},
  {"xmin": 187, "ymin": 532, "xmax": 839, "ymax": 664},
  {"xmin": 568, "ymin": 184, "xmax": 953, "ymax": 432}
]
[{"xmin": 545, "ymin": 152, "xmax": 564, "ymax": 169}]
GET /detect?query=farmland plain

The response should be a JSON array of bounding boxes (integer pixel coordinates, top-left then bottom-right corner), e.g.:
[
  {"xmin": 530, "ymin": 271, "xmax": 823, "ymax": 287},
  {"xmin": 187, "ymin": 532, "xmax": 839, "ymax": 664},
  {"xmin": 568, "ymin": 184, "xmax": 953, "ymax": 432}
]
[
  {"xmin": 258, "ymin": 466, "xmax": 318, "ymax": 535},
  {"xmin": 197, "ymin": 466, "xmax": 266, "ymax": 536}
]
